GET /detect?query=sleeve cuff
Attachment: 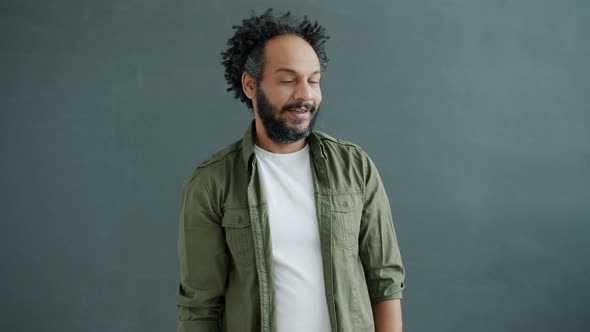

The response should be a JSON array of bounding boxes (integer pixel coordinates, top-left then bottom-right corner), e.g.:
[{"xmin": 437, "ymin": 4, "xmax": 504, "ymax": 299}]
[{"xmin": 370, "ymin": 291, "xmax": 403, "ymax": 304}]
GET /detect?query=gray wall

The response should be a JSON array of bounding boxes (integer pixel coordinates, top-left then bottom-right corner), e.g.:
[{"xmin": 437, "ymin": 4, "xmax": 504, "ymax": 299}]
[{"xmin": 1, "ymin": 0, "xmax": 589, "ymax": 331}]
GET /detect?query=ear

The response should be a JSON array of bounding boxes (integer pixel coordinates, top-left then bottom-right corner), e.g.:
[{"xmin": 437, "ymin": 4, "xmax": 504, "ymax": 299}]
[{"xmin": 241, "ymin": 72, "xmax": 256, "ymax": 101}]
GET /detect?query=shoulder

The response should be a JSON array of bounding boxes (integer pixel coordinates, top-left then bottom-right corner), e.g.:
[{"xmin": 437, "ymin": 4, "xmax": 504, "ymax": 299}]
[
  {"xmin": 183, "ymin": 138, "xmax": 243, "ymax": 188},
  {"xmin": 313, "ymin": 130, "xmax": 360, "ymax": 149},
  {"xmin": 197, "ymin": 139, "xmax": 242, "ymax": 170},
  {"xmin": 313, "ymin": 130, "xmax": 372, "ymax": 164}
]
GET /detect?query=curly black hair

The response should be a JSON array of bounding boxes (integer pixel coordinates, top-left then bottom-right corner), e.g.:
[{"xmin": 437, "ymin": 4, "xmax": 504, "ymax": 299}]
[{"xmin": 221, "ymin": 8, "xmax": 330, "ymax": 109}]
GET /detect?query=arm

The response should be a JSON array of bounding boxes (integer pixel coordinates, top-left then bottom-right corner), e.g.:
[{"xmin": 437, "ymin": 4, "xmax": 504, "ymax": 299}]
[
  {"xmin": 372, "ymin": 299, "xmax": 403, "ymax": 332},
  {"xmin": 177, "ymin": 171, "xmax": 227, "ymax": 332},
  {"xmin": 357, "ymin": 152, "xmax": 405, "ymax": 329}
]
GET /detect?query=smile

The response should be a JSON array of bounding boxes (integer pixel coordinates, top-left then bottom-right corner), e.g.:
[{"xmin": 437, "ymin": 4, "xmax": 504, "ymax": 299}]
[{"xmin": 287, "ymin": 108, "xmax": 310, "ymax": 119}]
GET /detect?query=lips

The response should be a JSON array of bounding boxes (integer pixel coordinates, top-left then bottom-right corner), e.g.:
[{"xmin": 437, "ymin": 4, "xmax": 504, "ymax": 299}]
[
  {"xmin": 287, "ymin": 108, "xmax": 310, "ymax": 118},
  {"xmin": 289, "ymin": 108, "xmax": 309, "ymax": 113}
]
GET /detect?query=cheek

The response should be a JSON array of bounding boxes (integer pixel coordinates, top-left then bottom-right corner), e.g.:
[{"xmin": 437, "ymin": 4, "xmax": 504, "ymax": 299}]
[
  {"xmin": 262, "ymin": 85, "xmax": 292, "ymax": 106},
  {"xmin": 314, "ymin": 88, "xmax": 322, "ymax": 105},
  {"xmin": 277, "ymin": 87, "xmax": 296, "ymax": 101}
]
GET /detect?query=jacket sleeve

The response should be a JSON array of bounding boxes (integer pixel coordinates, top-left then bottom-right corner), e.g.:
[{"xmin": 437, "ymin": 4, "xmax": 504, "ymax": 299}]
[
  {"xmin": 177, "ymin": 170, "xmax": 227, "ymax": 332},
  {"xmin": 358, "ymin": 152, "xmax": 405, "ymax": 303}
]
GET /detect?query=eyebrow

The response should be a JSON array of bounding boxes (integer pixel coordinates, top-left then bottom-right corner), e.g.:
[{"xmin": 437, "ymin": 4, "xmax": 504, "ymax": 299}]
[{"xmin": 275, "ymin": 67, "xmax": 321, "ymax": 75}]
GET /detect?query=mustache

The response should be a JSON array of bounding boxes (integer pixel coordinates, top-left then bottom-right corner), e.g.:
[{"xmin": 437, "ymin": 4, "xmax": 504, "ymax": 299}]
[{"xmin": 281, "ymin": 101, "xmax": 316, "ymax": 113}]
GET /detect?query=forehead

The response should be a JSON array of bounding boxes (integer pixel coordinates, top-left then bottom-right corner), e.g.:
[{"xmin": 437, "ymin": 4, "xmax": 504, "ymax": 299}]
[{"xmin": 262, "ymin": 34, "xmax": 321, "ymax": 73}]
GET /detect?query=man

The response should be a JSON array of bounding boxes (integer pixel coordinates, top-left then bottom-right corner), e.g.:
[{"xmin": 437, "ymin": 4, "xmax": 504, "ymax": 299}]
[{"xmin": 177, "ymin": 9, "xmax": 405, "ymax": 332}]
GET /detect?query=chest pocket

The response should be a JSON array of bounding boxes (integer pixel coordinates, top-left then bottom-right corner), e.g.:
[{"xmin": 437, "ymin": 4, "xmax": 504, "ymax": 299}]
[
  {"xmin": 331, "ymin": 192, "xmax": 364, "ymax": 254},
  {"xmin": 221, "ymin": 208, "xmax": 256, "ymax": 269}
]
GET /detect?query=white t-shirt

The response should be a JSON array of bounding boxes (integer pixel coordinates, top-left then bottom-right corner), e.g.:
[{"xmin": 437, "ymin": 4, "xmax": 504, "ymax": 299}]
[{"xmin": 254, "ymin": 143, "xmax": 331, "ymax": 332}]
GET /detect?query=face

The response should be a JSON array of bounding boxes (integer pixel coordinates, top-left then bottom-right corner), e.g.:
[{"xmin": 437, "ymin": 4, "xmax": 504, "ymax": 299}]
[
  {"xmin": 252, "ymin": 34, "xmax": 323, "ymax": 144},
  {"xmin": 255, "ymin": 83, "xmax": 320, "ymax": 144}
]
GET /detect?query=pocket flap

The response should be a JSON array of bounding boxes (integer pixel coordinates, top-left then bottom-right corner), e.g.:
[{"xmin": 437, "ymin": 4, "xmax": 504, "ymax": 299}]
[
  {"xmin": 221, "ymin": 208, "xmax": 251, "ymax": 228},
  {"xmin": 331, "ymin": 192, "xmax": 363, "ymax": 212}
]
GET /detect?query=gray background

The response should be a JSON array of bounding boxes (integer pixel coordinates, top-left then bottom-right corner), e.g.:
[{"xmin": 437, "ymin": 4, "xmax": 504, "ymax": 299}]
[{"xmin": 1, "ymin": 0, "xmax": 589, "ymax": 331}]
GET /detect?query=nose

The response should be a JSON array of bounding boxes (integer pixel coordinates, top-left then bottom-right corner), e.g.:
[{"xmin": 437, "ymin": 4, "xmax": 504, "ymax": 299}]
[{"xmin": 293, "ymin": 81, "xmax": 314, "ymax": 102}]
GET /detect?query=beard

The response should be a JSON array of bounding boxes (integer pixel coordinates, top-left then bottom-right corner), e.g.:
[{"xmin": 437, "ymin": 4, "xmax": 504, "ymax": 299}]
[{"xmin": 255, "ymin": 86, "xmax": 320, "ymax": 145}]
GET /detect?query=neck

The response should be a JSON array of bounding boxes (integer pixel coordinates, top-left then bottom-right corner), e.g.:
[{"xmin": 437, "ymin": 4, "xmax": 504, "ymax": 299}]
[{"xmin": 253, "ymin": 117, "xmax": 307, "ymax": 154}]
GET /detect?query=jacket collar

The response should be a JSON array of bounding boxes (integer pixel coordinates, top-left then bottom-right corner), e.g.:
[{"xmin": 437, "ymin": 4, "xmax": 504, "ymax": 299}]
[{"xmin": 240, "ymin": 121, "xmax": 256, "ymax": 167}]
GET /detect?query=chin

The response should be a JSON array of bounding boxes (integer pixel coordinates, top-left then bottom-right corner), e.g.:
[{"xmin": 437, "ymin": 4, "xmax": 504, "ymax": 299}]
[{"xmin": 290, "ymin": 121, "xmax": 309, "ymax": 131}]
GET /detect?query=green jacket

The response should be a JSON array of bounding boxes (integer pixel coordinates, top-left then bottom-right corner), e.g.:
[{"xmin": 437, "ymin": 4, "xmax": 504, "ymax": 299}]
[{"xmin": 177, "ymin": 123, "xmax": 405, "ymax": 332}]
